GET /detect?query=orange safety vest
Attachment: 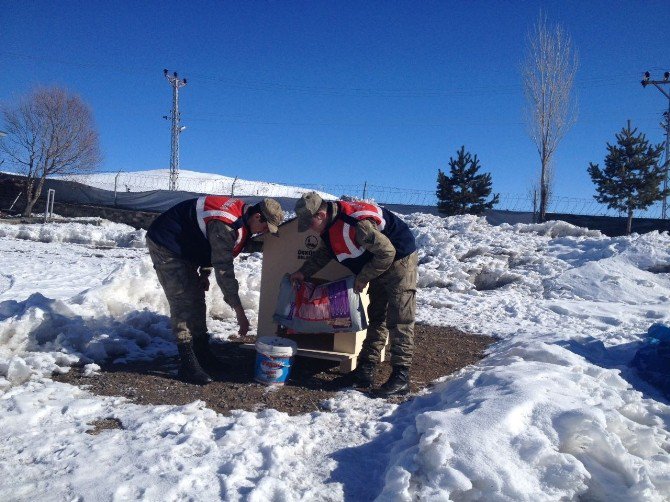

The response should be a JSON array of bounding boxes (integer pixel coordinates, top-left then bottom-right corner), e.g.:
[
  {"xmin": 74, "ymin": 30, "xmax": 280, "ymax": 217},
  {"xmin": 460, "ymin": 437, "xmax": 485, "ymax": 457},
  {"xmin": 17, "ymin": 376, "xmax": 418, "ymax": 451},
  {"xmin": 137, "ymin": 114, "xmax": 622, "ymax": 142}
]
[
  {"xmin": 195, "ymin": 196, "xmax": 248, "ymax": 257},
  {"xmin": 328, "ymin": 200, "xmax": 386, "ymax": 262}
]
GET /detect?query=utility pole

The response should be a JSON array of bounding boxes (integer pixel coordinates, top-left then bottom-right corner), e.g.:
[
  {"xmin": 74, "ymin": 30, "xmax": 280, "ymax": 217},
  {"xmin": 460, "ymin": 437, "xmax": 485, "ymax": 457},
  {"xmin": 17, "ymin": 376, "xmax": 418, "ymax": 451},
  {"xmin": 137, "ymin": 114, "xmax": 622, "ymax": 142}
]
[
  {"xmin": 641, "ymin": 71, "xmax": 670, "ymax": 218},
  {"xmin": 163, "ymin": 69, "xmax": 187, "ymax": 191}
]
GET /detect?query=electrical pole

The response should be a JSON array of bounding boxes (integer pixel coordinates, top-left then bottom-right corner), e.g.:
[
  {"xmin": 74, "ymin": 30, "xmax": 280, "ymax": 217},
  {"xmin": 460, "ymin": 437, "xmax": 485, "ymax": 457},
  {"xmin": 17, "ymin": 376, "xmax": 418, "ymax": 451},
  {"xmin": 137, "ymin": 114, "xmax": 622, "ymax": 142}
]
[
  {"xmin": 641, "ymin": 71, "xmax": 670, "ymax": 219},
  {"xmin": 164, "ymin": 69, "xmax": 187, "ymax": 191}
]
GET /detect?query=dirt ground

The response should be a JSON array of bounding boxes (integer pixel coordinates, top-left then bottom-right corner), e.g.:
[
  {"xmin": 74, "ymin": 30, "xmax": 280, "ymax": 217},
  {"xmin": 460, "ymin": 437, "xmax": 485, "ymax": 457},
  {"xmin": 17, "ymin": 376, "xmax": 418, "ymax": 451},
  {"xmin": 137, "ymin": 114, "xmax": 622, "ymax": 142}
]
[{"xmin": 55, "ymin": 325, "xmax": 495, "ymax": 417}]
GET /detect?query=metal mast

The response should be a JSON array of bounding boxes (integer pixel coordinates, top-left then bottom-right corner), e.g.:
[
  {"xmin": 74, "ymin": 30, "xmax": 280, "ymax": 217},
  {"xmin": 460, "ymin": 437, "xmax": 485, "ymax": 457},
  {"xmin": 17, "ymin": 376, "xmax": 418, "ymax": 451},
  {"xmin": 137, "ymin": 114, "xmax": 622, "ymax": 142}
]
[
  {"xmin": 164, "ymin": 69, "xmax": 187, "ymax": 191},
  {"xmin": 641, "ymin": 71, "xmax": 670, "ymax": 219}
]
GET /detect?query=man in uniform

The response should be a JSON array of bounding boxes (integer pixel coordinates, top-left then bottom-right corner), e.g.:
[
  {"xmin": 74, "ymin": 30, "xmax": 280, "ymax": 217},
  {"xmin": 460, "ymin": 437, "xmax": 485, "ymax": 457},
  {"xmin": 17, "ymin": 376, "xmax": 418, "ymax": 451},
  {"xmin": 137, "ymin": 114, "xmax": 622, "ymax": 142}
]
[
  {"xmin": 147, "ymin": 195, "xmax": 284, "ymax": 384},
  {"xmin": 289, "ymin": 192, "xmax": 417, "ymax": 397}
]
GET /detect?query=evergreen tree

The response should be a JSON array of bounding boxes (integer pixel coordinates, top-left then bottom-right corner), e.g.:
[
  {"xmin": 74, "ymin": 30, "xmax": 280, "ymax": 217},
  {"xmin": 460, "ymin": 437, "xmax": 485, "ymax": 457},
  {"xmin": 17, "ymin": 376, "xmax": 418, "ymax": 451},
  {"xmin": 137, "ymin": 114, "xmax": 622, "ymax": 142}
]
[
  {"xmin": 436, "ymin": 146, "xmax": 499, "ymax": 215},
  {"xmin": 588, "ymin": 121, "xmax": 666, "ymax": 235}
]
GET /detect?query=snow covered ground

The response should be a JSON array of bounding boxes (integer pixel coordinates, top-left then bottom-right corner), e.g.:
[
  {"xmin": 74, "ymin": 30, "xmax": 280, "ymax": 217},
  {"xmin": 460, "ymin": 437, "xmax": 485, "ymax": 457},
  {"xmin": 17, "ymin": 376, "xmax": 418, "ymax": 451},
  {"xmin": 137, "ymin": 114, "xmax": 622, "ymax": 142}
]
[
  {"xmin": 59, "ymin": 169, "xmax": 336, "ymax": 199},
  {"xmin": 1, "ymin": 213, "xmax": 670, "ymax": 501}
]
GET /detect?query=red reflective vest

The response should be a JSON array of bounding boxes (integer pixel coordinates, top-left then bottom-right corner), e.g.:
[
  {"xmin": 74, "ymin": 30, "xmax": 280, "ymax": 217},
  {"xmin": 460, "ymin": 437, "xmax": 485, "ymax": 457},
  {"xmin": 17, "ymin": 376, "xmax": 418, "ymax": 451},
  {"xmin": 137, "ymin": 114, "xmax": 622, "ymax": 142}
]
[
  {"xmin": 195, "ymin": 196, "xmax": 248, "ymax": 257},
  {"xmin": 328, "ymin": 201, "xmax": 386, "ymax": 262}
]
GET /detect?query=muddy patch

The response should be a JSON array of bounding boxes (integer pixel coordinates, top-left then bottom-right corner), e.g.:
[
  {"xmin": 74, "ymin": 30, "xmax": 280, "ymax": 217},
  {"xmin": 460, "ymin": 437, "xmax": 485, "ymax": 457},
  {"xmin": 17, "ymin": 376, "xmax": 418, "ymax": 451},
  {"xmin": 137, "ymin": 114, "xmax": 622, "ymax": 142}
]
[
  {"xmin": 86, "ymin": 417, "xmax": 124, "ymax": 435},
  {"xmin": 55, "ymin": 325, "xmax": 495, "ymax": 416}
]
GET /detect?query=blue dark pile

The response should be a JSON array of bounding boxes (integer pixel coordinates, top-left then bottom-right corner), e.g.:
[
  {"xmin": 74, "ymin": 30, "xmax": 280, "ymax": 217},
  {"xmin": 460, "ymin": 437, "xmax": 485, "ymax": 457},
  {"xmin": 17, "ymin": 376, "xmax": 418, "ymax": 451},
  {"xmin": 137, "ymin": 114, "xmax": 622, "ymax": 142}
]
[{"xmin": 631, "ymin": 324, "xmax": 670, "ymax": 399}]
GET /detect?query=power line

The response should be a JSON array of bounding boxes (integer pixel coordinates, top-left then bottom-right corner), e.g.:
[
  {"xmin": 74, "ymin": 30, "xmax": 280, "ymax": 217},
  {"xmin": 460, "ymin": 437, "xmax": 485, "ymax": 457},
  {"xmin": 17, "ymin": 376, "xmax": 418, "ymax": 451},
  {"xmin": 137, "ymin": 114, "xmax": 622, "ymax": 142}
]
[
  {"xmin": 0, "ymin": 50, "xmax": 657, "ymax": 98},
  {"xmin": 176, "ymin": 112, "xmax": 662, "ymax": 129}
]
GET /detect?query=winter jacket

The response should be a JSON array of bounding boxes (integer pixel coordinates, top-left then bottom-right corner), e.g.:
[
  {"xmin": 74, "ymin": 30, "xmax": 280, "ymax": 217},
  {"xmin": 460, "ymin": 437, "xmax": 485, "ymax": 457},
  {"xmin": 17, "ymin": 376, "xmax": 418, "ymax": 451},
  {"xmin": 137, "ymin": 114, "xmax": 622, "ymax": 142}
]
[
  {"xmin": 147, "ymin": 196, "xmax": 247, "ymax": 264},
  {"xmin": 300, "ymin": 201, "xmax": 416, "ymax": 283},
  {"xmin": 147, "ymin": 196, "xmax": 250, "ymax": 308}
]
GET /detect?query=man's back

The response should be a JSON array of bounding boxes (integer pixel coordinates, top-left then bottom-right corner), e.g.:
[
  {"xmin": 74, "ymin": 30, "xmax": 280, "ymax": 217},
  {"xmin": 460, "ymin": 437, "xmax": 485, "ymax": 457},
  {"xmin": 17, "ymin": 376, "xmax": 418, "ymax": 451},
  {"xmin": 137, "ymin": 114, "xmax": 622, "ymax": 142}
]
[{"xmin": 147, "ymin": 199, "xmax": 211, "ymax": 266}]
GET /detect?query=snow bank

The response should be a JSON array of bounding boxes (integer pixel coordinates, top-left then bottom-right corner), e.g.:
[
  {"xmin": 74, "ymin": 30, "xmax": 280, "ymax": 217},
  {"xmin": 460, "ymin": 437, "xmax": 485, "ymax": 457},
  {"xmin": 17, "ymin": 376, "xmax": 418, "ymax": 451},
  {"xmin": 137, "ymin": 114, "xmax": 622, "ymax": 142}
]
[
  {"xmin": 515, "ymin": 219, "xmax": 603, "ymax": 238},
  {"xmin": 0, "ymin": 253, "xmax": 264, "ymax": 387},
  {"xmin": 0, "ymin": 218, "xmax": 146, "ymax": 248},
  {"xmin": 378, "ymin": 339, "xmax": 670, "ymax": 501},
  {"xmin": 0, "ymin": 220, "xmax": 265, "ymax": 387}
]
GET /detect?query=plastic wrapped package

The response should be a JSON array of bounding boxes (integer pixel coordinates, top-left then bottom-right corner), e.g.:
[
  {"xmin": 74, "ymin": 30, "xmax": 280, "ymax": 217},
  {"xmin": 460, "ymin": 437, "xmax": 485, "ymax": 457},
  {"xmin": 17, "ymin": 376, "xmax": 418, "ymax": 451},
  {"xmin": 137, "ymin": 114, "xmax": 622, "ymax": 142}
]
[{"xmin": 273, "ymin": 274, "xmax": 368, "ymax": 333}]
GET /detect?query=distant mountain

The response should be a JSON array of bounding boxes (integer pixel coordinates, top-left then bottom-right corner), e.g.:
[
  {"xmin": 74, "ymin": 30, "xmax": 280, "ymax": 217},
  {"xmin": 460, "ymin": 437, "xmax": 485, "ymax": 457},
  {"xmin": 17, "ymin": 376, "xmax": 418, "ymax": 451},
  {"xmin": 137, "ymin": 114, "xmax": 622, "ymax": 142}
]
[{"xmin": 58, "ymin": 169, "xmax": 336, "ymax": 199}]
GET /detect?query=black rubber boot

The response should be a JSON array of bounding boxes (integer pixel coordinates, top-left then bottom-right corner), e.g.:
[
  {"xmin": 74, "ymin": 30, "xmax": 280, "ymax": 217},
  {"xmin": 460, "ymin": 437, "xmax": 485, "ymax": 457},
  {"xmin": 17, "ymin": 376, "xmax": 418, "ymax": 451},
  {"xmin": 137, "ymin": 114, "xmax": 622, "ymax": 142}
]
[
  {"xmin": 374, "ymin": 365, "xmax": 410, "ymax": 397},
  {"xmin": 352, "ymin": 360, "xmax": 376, "ymax": 389},
  {"xmin": 177, "ymin": 342, "xmax": 213, "ymax": 385},
  {"xmin": 192, "ymin": 335, "xmax": 219, "ymax": 371}
]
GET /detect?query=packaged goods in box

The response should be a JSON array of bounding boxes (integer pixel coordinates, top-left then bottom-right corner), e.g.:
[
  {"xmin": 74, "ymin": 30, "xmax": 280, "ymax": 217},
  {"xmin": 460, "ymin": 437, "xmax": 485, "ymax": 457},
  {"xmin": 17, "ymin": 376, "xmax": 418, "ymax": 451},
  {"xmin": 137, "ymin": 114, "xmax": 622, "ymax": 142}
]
[{"xmin": 273, "ymin": 274, "xmax": 368, "ymax": 333}]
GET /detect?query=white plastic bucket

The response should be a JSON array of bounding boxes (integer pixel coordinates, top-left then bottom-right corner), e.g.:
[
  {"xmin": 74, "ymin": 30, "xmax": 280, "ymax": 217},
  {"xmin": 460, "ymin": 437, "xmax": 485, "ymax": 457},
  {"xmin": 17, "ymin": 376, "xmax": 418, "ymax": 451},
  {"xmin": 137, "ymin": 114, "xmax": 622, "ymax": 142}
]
[{"xmin": 254, "ymin": 336, "xmax": 298, "ymax": 385}]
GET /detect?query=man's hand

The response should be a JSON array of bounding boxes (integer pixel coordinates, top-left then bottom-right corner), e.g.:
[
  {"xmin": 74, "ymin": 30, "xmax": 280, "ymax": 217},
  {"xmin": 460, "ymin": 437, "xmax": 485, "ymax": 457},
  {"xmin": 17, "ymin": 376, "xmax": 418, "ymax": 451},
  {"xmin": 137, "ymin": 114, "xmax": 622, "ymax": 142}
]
[
  {"xmin": 234, "ymin": 305, "xmax": 250, "ymax": 337},
  {"xmin": 289, "ymin": 271, "xmax": 305, "ymax": 288},
  {"xmin": 354, "ymin": 278, "xmax": 367, "ymax": 294},
  {"xmin": 198, "ymin": 268, "xmax": 211, "ymax": 291}
]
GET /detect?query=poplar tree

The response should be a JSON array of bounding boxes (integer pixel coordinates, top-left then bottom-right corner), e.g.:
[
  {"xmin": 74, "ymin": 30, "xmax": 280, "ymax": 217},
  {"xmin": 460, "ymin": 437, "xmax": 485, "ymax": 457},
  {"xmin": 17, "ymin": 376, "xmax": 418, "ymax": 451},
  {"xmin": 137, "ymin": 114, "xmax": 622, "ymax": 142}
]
[
  {"xmin": 588, "ymin": 122, "xmax": 665, "ymax": 235},
  {"xmin": 523, "ymin": 13, "xmax": 578, "ymax": 222},
  {"xmin": 436, "ymin": 146, "xmax": 499, "ymax": 216}
]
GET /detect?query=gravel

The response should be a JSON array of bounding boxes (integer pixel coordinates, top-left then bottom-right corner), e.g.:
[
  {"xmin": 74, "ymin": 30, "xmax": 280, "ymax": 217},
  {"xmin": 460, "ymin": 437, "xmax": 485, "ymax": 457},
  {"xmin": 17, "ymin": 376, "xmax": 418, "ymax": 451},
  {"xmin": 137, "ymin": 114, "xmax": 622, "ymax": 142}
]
[{"xmin": 55, "ymin": 324, "xmax": 495, "ymax": 416}]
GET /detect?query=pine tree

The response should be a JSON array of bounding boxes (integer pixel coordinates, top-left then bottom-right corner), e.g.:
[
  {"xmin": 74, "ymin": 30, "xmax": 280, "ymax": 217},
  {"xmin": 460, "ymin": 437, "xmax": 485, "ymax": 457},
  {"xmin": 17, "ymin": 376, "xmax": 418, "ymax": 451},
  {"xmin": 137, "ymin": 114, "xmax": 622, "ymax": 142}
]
[
  {"xmin": 588, "ymin": 121, "xmax": 666, "ymax": 235},
  {"xmin": 436, "ymin": 146, "xmax": 499, "ymax": 215}
]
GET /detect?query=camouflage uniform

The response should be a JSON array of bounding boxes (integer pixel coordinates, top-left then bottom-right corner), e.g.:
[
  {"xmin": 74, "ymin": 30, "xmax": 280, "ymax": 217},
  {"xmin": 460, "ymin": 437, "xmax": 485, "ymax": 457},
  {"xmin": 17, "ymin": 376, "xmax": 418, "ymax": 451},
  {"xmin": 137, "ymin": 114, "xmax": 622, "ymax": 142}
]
[
  {"xmin": 147, "ymin": 236, "xmax": 207, "ymax": 344},
  {"xmin": 299, "ymin": 202, "xmax": 417, "ymax": 366},
  {"xmin": 147, "ymin": 220, "xmax": 245, "ymax": 344},
  {"xmin": 359, "ymin": 251, "xmax": 417, "ymax": 367}
]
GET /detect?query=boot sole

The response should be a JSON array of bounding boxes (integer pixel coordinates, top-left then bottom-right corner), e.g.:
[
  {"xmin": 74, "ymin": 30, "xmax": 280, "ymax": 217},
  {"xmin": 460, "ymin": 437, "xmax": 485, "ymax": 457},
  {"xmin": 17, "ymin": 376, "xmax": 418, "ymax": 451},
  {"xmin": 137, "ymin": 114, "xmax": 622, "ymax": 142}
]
[
  {"xmin": 352, "ymin": 380, "xmax": 374, "ymax": 389},
  {"xmin": 373, "ymin": 386, "xmax": 410, "ymax": 398},
  {"xmin": 178, "ymin": 371, "xmax": 213, "ymax": 385}
]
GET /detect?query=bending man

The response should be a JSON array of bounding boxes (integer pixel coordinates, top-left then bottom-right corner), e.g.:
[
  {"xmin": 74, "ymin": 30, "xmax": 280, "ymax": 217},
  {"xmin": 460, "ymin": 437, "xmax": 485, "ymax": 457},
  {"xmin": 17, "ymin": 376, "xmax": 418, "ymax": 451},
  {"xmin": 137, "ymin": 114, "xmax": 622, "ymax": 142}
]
[
  {"xmin": 147, "ymin": 195, "xmax": 284, "ymax": 384},
  {"xmin": 289, "ymin": 192, "xmax": 417, "ymax": 397}
]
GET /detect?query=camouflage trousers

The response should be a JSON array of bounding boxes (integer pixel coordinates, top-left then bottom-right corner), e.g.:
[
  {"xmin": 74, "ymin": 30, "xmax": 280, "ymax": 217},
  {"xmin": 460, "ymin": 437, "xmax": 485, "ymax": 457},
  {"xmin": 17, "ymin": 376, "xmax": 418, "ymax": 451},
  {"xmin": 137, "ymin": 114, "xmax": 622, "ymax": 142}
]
[
  {"xmin": 146, "ymin": 236, "xmax": 207, "ymax": 345},
  {"xmin": 358, "ymin": 251, "xmax": 418, "ymax": 367}
]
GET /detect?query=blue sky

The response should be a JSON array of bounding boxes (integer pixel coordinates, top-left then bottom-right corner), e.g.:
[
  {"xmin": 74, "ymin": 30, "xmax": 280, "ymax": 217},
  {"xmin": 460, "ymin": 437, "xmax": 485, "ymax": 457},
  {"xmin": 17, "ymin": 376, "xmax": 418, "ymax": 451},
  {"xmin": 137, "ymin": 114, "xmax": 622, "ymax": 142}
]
[{"xmin": 2, "ymin": 0, "xmax": 669, "ymax": 202}]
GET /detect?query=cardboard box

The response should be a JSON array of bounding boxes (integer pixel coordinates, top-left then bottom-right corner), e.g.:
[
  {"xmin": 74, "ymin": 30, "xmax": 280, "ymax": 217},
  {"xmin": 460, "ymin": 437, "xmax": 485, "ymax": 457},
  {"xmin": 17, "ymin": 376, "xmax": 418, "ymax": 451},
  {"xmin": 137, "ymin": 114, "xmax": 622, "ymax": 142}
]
[{"xmin": 256, "ymin": 218, "xmax": 378, "ymax": 372}]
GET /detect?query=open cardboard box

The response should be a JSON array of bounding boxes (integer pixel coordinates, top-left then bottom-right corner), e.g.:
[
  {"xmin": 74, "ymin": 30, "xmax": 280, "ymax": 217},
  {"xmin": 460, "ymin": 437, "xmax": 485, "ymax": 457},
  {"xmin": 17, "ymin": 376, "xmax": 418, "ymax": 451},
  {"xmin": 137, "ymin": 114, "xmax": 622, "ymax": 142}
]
[{"xmin": 254, "ymin": 218, "xmax": 386, "ymax": 372}]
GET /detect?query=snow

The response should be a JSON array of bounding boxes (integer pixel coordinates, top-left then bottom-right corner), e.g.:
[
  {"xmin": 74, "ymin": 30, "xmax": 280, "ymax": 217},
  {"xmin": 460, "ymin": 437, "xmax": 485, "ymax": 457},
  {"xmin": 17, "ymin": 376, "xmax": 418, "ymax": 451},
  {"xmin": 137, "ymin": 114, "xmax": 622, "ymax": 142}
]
[
  {"xmin": 58, "ymin": 169, "xmax": 337, "ymax": 199},
  {"xmin": 1, "ymin": 213, "xmax": 670, "ymax": 500}
]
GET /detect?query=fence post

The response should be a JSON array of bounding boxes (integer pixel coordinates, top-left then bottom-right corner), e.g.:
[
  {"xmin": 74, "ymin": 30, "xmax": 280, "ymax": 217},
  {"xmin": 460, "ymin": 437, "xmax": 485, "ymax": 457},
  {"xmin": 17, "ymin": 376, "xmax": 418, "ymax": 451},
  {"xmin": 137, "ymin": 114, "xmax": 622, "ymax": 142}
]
[
  {"xmin": 113, "ymin": 170, "xmax": 122, "ymax": 206},
  {"xmin": 43, "ymin": 189, "xmax": 55, "ymax": 223},
  {"xmin": 8, "ymin": 192, "xmax": 22, "ymax": 212}
]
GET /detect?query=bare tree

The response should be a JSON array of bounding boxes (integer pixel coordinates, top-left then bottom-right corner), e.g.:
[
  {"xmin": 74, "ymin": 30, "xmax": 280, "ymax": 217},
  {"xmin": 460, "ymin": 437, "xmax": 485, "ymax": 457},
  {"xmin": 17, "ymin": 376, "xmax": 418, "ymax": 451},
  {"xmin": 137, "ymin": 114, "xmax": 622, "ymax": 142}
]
[
  {"xmin": 528, "ymin": 162, "xmax": 555, "ymax": 221},
  {"xmin": 0, "ymin": 87, "xmax": 101, "ymax": 216},
  {"xmin": 523, "ymin": 13, "xmax": 578, "ymax": 222}
]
